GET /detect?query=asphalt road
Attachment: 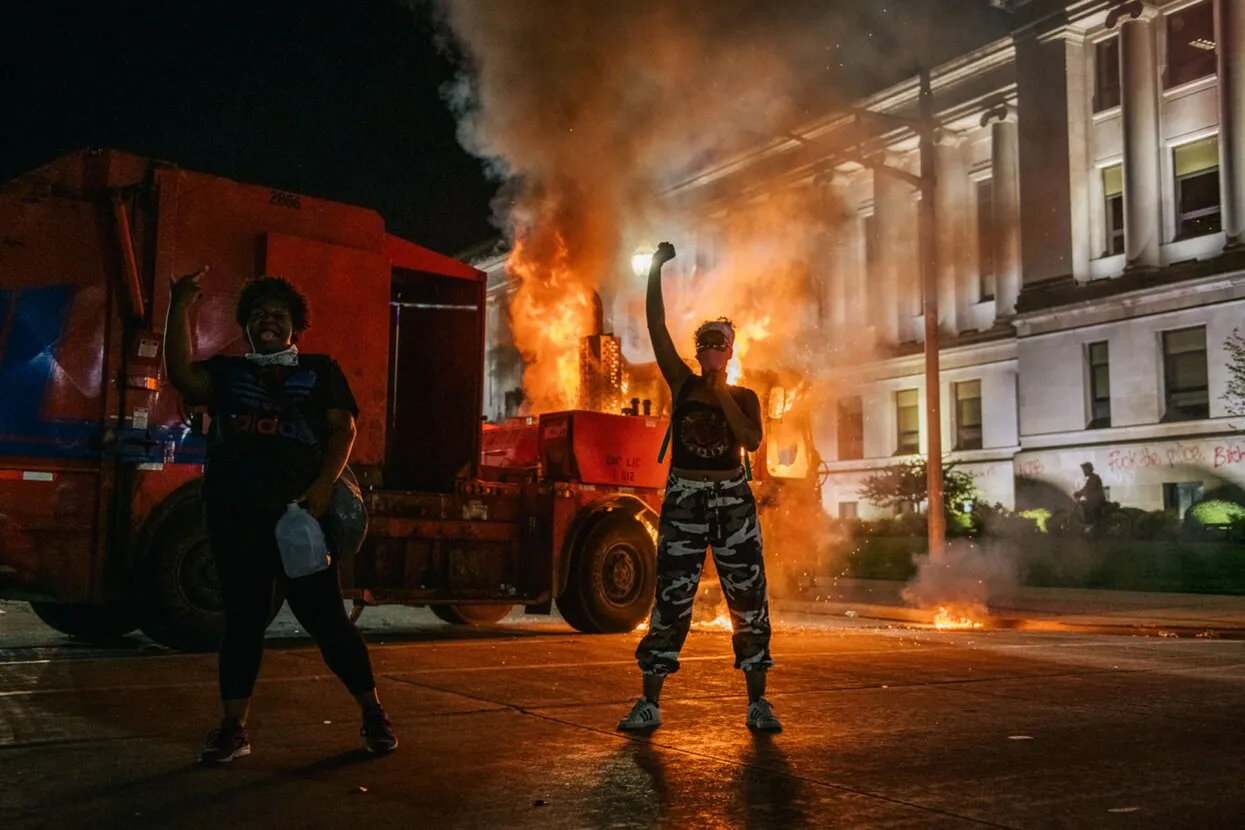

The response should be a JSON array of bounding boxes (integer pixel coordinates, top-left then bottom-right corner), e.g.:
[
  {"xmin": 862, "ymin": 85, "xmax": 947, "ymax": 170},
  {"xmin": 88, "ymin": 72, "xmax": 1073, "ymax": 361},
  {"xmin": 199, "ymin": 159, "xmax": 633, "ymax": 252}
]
[{"xmin": 3, "ymin": 601, "xmax": 1245, "ymax": 829}]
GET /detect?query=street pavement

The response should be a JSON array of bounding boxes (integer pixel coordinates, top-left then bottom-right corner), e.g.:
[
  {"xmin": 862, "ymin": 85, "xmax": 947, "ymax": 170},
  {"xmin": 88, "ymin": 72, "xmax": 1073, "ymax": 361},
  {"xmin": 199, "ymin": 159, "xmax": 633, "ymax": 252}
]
[{"xmin": 3, "ymin": 598, "xmax": 1245, "ymax": 829}]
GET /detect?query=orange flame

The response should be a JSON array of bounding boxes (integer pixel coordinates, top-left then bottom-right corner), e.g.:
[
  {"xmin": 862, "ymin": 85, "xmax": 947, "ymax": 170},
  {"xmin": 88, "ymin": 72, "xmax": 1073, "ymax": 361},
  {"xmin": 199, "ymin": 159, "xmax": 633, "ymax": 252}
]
[
  {"xmin": 632, "ymin": 602, "xmax": 734, "ymax": 633},
  {"xmin": 506, "ymin": 235, "xmax": 594, "ymax": 414},
  {"xmin": 933, "ymin": 605, "xmax": 985, "ymax": 631},
  {"xmin": 724, "ymin": 316, "xmax": 772, "ymax": 385}
]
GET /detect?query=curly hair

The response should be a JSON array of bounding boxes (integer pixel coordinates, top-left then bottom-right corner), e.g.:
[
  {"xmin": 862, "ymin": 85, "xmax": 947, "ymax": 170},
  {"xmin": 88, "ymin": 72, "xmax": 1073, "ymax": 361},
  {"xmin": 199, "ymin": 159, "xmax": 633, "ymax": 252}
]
[
  {"xmin": 235, "ymin": 276, "xmax": 311, "ymax": 341},
  {"xmin": 694, "ymin": 316, "xmax": 736, "ymax": 338}
]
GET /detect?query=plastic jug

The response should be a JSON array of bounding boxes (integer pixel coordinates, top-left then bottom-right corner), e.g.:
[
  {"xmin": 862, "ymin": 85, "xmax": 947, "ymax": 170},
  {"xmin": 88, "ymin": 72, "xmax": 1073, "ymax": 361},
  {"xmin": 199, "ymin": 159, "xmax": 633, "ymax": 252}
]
[{"xmin": 275, "ymin": 503, "xmax": 331, "ymax": 578}]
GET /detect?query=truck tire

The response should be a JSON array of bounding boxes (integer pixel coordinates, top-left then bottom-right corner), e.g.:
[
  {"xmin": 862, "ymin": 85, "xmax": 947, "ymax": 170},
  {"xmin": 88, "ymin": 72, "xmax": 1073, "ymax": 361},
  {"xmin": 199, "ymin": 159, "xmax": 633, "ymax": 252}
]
[
  {"xmin": 28, "ymin": 601, "xmax": 138, "ymax": 642},
  {"xmin": 431, "ymin": 604, "xmax": 514, "ymax": 625},
  {"xmin": 558, "ymin": 512, "xmax": 656, "ymax": 634},
  {"xmin": 136, "ymin": 494, "xmax": 282, "ymax": 652}
]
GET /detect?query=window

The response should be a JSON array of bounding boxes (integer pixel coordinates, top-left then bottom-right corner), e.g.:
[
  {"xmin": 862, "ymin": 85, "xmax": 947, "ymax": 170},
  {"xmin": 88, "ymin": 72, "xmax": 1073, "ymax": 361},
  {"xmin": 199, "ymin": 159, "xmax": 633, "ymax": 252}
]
[
  {"xmin": 953, "ymin": 380, "xmax": 983, "ymax": 451},
  {"xmin": 1174, "ymin": 136, "xmax": 1222, "ymax": 240},
  {"xmin": 1163, "ymin": 326, "xmax": 1209, "ymax": 421},
  {"xmin": 1165, "ymin": 1, "xmax": 1216, "ymax": 90},
  {"xmin": 976, "ymin": 180, "xmax": 996, "ymax": 302},
  {"xmin": 1103, "ymin": 165, "xmax": 1125, "ymax": 256},
  {"xmin": 838, "ymin": 501, "xmax": 859, "ymax": 519},
  {"xmin": 837, "ymin": 396, "xmax": 864, "ymax": 461},
  {"xmin": 1087, "ymin": 341, "xmax": 1111, "ymax": 428},
  {"xmin": 896, "ymin": 389, "xmax": 920, "ymax": 455},
  {"xmin": 1094, "ymin": 37, "xmax": 1121, "ymax": 111},
  {"xmin": 1163, "ymin": 481, "xmax": 1205, "ymax": 520}
]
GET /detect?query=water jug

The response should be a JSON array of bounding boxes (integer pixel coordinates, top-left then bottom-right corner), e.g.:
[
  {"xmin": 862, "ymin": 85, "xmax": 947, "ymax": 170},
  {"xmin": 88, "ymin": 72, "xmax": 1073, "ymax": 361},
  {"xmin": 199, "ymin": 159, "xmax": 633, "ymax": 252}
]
[{"xmin": 275, "ymin": 503, "xmax": 331, "ymax": 578}]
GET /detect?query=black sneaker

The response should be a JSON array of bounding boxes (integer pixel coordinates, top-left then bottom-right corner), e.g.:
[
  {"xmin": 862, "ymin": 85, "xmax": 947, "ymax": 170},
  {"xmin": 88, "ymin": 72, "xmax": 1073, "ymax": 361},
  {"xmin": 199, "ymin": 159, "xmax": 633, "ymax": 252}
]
[
  {"xmin": 200, "ymin": 719, "xmax": 251, "ymax": 763},
  {"xmin": 361, "ymin": 708, "xmax": 398, "ymax": 754}
]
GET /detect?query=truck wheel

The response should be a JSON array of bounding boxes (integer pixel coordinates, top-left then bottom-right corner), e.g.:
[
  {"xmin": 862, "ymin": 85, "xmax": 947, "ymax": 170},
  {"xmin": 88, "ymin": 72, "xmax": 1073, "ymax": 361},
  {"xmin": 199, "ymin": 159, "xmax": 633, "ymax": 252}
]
[
  {"xmin": 28, "ymin": 601, "xmax": 138, "ymax": 641},
  {"xmin": 136, "ymin": 496, "xmax": 282, "ymax": 652},
  {"xmin": 558, "ymin": 512, "xmax": 656, "ymax": 634},
  {"xmin": 431, "ymin": 604, "xmax": 514, "ymax": 625}
]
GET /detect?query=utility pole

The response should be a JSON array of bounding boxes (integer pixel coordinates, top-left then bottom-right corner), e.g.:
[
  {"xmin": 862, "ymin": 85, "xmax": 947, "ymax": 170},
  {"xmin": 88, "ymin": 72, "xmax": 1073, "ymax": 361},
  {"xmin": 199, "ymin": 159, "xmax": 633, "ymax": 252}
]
[
  {"xmin": 917, "ymin": 67, "xmax": 946, "ymax": 562},
  {"xmin": 798, "ymin": 66, "xmax": 946, "ymax": 561}
]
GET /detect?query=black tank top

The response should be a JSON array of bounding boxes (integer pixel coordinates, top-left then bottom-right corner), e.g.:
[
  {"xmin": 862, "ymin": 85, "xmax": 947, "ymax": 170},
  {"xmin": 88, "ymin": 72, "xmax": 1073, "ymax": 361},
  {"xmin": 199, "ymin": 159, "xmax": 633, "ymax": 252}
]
[{"xmin": 669, "ymin": 377, "xmax": 748, "ymax": 473}]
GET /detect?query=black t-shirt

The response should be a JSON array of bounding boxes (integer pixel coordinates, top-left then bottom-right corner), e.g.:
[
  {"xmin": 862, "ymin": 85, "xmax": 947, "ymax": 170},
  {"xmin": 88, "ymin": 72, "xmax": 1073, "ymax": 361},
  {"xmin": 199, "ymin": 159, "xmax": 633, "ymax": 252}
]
[
  {"xmin": 669, "ymin": 376, "xmax": 760, "ymax": 473},
  {"xmin": 195, "ymin": 354, "xmax": 358, "ymax": 511}
]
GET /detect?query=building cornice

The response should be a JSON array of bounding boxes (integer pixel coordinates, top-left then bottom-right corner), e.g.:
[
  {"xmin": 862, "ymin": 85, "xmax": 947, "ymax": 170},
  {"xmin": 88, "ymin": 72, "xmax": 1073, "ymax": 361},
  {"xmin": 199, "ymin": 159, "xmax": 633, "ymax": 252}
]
[
  {"xmin": 1015, "ymin": 266, "xmax": 1245, "ymax": 336},
  {"xmin": 666, "ymin": 37, "xmax": 1018, "ymax": 198}
]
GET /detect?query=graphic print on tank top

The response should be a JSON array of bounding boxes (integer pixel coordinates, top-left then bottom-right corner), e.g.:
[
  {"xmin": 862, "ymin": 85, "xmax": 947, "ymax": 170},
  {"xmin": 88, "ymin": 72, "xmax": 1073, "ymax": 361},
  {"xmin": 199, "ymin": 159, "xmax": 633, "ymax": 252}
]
[{"xmin": 679, "ymin": 408, "xmax": 732, "ymax": 459}]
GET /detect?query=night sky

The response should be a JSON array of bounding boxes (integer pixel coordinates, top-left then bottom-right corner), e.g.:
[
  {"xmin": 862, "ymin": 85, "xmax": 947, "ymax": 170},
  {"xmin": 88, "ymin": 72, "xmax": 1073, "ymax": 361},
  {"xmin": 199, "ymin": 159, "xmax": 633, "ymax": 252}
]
[
  {"xmin": 2, "ymin": 0, "xmax": 1009, "ymax": 257},
  {"xmin": 2, "ymin": 0, "xmax": 497, "ymax": 255}
]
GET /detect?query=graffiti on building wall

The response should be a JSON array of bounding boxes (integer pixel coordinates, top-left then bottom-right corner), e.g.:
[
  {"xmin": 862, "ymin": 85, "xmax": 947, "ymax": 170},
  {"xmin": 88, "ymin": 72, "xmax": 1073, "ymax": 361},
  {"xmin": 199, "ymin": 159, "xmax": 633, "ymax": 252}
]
[
  {"xmin": 1016, "ymin": 459, "xmax": 1045, "ymax": 478},
  {"xmin": 1104, "ymin": 442, "xmax": 1211, "ymax": 473},
  {"xmin": 1213, "ymin": 441, "xmax": 1245, "ymax": 469}
]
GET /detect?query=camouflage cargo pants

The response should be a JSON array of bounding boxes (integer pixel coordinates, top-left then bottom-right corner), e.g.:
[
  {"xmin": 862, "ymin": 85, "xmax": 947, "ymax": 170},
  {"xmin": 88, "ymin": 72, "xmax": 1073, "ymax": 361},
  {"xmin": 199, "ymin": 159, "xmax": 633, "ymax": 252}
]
[{"xmin": 635, "ymin": 473, "xmax": 773, "ymax": 676}]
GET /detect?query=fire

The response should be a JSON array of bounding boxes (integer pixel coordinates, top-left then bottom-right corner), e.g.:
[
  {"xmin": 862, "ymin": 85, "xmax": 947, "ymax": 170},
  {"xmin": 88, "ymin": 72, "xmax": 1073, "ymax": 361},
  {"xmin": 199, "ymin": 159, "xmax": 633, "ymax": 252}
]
[
  {"xmin": 725, "ymin": 316, "xmax": 772, "ymax": 385},
  {"xmin": 694, "ymin": 612, "xmax": 734, "ymax": 632},
  {"xmin": 933, "ymin": 605, "xmax": 985, "ymax": 631},
  {"xmin": 506, "ymin": 235, "xmax": 594, "ymax": 413},
  {"xmin": 632, "ymin": 603, "xmax": 734, "ymax": 633}
]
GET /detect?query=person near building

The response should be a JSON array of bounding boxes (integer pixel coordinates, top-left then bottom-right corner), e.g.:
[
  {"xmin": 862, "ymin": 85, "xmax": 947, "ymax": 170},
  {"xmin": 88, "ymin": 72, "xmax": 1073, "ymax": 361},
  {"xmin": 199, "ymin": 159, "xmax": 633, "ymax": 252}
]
[
  {"xmin": 617, "ymin": 241, "xmax": 781, "ymax": 733},
  {"xmin": 1074, "ymin": 462, "xmax": 1107, "ymax": 529},
  {"xmin": 166, "ymin": 268, "xmax": 398, "ymax": 762}
]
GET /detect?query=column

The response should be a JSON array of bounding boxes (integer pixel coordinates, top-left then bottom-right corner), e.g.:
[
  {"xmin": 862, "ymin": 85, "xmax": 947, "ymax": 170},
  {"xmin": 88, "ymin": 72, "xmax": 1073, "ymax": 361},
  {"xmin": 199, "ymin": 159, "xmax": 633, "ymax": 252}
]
[
  {"xmin": 874, "ymin": 164, "xmax": 907, "ymax": 344},
  {"xmin": 934, "ymin": 136, "xmax": 966, "ymax": 336},
  {"xmin": 1218, "ymin": 0, "xmax": 1245, "ymax": 248},
  {"xmin": 1014, "ymin": 25, "xmax": 1092, "ymax": 289},
  {"xmin": 990, "ymin": 113, "xmax": 1022, "ymax": 316},
  {"xmin": 1117, "ymin": 3, "xmax": 1162, "ymax": 268},
  {"xmin": 823, "ymin": 173, "xmax": 855, "ymax": 330}
]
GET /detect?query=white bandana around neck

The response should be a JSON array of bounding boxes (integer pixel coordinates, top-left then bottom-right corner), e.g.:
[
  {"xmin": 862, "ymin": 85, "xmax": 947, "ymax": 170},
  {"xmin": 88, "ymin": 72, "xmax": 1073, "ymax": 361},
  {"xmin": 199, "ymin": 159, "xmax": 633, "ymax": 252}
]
[{"xmin": 244, "ymin": 345, "xmax": 299, "ymax": 366}]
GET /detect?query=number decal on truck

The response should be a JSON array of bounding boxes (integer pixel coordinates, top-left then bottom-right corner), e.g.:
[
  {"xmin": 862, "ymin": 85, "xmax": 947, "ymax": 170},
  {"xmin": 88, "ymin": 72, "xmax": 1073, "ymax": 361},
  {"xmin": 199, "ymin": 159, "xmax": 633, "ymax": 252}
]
[{"xmin": 269, "ymin": 190, "xmax": 302, "ymax": 209}]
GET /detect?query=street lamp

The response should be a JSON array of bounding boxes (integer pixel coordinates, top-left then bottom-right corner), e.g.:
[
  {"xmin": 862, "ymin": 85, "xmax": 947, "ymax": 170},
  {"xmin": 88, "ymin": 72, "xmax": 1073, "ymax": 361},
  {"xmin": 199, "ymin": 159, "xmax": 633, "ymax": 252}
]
[{"xmin": 631, "ymin": 246, "xmax": 655, "ymax": 278}]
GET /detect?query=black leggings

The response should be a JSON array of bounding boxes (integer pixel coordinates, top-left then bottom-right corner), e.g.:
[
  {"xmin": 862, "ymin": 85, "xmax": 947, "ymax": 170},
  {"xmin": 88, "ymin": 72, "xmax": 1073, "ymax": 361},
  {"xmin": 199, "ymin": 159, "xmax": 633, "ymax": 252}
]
[{"xmin": 207, "ymin": 506, "xmax": 375, "ymax": 700}]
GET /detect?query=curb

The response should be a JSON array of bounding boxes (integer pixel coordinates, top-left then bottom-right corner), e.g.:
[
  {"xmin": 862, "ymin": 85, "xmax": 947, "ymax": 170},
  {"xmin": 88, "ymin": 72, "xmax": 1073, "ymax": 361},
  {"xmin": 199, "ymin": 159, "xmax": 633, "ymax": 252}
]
[{"xmin": 772, "ymin": 598, "xmax": 1245, "ymax": 639}]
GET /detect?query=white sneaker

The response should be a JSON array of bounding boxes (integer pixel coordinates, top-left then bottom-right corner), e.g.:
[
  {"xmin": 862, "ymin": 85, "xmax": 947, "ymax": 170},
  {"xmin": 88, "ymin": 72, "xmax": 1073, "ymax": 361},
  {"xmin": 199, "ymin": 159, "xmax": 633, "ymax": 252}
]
[
  {"xmin": 746, "ymin": 698, "xmax": 783, "ymax": 732},
  {"xmin": 617, "ymin": 697, "xmax": 662, "ymax": 731}
]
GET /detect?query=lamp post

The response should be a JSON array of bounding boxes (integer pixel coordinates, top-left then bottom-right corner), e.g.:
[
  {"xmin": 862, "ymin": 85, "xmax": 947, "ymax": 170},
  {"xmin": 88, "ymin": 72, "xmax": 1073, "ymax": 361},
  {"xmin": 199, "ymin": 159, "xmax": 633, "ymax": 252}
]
[{"xmin": 631, "ymin": 246, "xmax": 656, "ymax": 279}]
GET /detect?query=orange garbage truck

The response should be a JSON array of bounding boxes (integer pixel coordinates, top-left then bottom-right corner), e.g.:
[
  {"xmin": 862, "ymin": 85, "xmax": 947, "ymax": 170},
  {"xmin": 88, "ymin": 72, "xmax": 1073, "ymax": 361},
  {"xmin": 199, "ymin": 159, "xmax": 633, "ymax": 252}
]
[{"xmin": 0, "ymin": 149, "xmax": 672, "ymax": 649}]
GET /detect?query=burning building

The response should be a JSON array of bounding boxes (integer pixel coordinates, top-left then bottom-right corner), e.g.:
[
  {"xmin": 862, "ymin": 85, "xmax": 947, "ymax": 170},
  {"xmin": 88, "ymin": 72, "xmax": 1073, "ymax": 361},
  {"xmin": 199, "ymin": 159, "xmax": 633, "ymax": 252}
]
[{"xmin": 465, "ymin": 0, "xmax": 1245, "ymax": 532}]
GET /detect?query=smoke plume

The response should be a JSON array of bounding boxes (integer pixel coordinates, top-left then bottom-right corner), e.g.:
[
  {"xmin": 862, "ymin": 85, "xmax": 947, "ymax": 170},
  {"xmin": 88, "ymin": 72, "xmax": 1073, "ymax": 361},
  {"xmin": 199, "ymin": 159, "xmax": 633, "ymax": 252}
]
[
  {"xmin": 427, "ymin": 0, "xmax": 1011, "ymax": 602},
  {"xmin": 429, "ymin": 0, "xmax": 1004, "ymax": 411}
]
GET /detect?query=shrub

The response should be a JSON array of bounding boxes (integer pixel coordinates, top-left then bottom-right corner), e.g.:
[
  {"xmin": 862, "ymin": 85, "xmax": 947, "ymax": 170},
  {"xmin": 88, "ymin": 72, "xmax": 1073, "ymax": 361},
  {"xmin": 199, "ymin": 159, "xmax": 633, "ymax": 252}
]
[
  {"xmin": 1131, "ymin": 509, "xmax": 1182, "ymax": 542},
  {"xmin": 1186, "ymin": 500, "xmax": 1245, "ymax": 530}
]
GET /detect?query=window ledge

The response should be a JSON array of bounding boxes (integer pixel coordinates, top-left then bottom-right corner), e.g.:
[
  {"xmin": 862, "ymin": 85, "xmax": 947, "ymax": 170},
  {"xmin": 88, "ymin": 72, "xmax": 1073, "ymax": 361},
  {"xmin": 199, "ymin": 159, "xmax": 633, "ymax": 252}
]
[
  {"xmin": 1088, "ymin": 253, "xmax": 1125, "ymax": 281},
  {"xmin": 1161, "ymin": 232, "xmax": 1226, "ymax": 266},
  {"xmin": 1092, "ymin": 105, "xmax": 1122, "ymax": 123},
  {"xmin": 1162, "ymin": 73, "xmax": 1218, "ymax": 100}
]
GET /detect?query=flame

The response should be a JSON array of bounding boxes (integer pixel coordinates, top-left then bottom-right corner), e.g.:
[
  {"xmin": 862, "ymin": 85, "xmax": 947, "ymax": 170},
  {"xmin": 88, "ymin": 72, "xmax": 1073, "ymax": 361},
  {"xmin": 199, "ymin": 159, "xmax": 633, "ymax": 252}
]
[
  {"xmin": 632, "ymin": 602, "xmax": 734, "ymax": 633},
  {"xmin": 506, "ymin": 235, "xmax": 594, "ymax": 414},
  {"xmin": 693, "ymin": 611, "xmax": 734, "ymax": 632},
  {"xmin": 933, "ymin": 605, "xmax": 985, "ymax": 631},
  {"xmin": 724, "ymin": 316, "xmax": 772, "ymax": 385}
]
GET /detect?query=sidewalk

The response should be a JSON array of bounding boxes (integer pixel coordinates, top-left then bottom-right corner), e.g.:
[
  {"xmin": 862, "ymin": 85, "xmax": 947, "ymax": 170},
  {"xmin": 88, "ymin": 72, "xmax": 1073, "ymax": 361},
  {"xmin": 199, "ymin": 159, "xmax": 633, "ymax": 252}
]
[{"xmin": 774, "ymin": 577, "xmax": 1245, "ymax": 636}]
